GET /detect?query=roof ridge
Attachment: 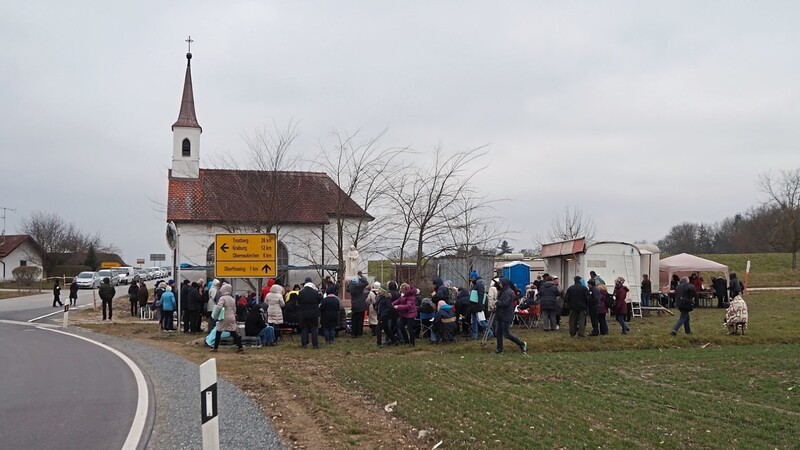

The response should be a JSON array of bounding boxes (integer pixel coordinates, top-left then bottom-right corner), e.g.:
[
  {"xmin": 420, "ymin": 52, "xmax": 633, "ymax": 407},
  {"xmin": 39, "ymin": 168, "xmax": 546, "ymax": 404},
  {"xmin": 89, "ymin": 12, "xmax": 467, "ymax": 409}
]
[{"xmin": 198, "ymin": 168, "xmax": 328, "ymax": 176}]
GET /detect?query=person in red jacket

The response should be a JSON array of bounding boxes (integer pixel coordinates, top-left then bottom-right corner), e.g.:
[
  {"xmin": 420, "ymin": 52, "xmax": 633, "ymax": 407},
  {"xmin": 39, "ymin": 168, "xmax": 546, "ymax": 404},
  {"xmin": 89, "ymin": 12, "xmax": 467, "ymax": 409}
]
[{"xmin": 614, "ymin": 278, "xmax": 630, "ymax": 335}]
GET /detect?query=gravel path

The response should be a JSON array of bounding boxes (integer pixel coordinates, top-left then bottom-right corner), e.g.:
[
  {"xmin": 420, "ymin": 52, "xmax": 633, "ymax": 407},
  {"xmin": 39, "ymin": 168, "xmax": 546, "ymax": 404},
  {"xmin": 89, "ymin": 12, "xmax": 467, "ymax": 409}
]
[{"xmin": 65, "ymin": 326, "xmax": 283, "ymax": 450}]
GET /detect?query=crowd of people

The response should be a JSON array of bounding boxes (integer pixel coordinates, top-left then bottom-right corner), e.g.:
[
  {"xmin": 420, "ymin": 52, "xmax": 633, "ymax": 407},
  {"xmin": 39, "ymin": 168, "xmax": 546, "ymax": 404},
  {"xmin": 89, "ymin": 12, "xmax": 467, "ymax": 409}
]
[{"xmin": 115, "ymin": 266, "xmax": 749, "ymax": 353}]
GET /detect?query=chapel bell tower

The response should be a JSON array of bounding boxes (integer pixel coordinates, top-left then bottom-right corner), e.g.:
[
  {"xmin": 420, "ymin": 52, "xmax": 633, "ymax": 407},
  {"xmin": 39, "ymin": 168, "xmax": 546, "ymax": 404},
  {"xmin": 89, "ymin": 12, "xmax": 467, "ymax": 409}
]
[{"xmin": 171, "ymin": 37, "xmax": 201, "ymax": 179}]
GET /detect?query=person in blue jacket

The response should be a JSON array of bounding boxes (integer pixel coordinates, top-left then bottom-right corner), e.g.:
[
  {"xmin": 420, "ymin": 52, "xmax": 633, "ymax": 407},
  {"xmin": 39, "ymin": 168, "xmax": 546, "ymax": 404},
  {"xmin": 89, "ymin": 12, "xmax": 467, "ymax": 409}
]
[{"xmin": 160, "ymin": 286, "xmax": 176, "ymax": 331}]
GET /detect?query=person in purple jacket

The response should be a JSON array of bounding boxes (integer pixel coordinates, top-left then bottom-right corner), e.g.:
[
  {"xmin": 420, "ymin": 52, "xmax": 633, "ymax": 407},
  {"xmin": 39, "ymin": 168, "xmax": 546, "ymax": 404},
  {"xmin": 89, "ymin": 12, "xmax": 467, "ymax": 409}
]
[{"xmin": 393, "ymin": 283, "xmax": 418, "ymax": 347}]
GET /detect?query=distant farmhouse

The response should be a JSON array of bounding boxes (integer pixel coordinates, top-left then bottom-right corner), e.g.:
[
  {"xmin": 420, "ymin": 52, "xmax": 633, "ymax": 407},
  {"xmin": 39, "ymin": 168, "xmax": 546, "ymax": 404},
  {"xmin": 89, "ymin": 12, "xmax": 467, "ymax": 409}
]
[
  {"xmin": 0, "ymin": 235, "xmax": 43, "ymax": 281},
  {"xmin": 165, "ymin": 50, "xmax": 371, "ymax": 287}
]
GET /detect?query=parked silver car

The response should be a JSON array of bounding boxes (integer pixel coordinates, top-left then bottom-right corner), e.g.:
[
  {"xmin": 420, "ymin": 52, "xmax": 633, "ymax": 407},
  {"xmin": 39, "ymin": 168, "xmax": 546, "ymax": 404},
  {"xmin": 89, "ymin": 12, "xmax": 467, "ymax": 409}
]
[
  {"xmin": 75, "ymin": 271, "xmax": 101, "ymax": 289},
  {"xmin": 97, "ymin": 269, "xmax": 120, "ymax": 286}
]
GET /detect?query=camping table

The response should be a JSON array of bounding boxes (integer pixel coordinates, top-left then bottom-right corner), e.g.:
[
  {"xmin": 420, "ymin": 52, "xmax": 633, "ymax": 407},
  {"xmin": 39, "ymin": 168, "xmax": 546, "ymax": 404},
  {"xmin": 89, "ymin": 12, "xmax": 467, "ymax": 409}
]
[{"xmin": 697, "ymin": 290, "xmax": 715, "ymax": 308}]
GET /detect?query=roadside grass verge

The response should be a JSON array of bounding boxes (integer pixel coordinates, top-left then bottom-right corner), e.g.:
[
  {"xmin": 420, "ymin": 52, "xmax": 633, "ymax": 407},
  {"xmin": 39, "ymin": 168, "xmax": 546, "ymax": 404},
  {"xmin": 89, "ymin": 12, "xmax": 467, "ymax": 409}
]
[
  {"xmin": 77, "ymin": 290, "xmax": 800, "ymax": 449},
  {"xmin": 0, "ymin": 290, "xmax": 39, "ymax": 300}
]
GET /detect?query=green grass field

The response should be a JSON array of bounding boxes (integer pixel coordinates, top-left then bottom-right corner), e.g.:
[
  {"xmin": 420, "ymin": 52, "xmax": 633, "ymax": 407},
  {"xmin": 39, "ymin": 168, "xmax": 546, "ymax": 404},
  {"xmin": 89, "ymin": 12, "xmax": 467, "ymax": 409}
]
[
  {"xmin": 331, "ymin": 290, "xmax": 800, "ymax": 448},
  {"xmin": 696, "ymin": 253, "xmax": 798, "ymax": 287},
  {"xmin": 82, "ymin": 290, "xmax": 800, "ymax": 449}
]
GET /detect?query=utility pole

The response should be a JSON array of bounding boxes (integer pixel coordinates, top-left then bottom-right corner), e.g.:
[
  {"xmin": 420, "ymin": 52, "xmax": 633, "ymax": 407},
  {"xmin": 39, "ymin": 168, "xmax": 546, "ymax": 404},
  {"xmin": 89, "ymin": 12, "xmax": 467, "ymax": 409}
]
[{"xmin": 0, "ymin": 206, "xmax": 16, "ymax": 241}]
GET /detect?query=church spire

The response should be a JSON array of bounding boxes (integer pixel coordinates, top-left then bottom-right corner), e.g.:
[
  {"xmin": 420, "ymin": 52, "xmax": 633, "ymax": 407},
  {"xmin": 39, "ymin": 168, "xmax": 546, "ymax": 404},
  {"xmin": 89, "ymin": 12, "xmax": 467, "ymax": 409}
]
[{"xmin": 172, "ymin": 37, "xmax": 201, "ymax": 131}]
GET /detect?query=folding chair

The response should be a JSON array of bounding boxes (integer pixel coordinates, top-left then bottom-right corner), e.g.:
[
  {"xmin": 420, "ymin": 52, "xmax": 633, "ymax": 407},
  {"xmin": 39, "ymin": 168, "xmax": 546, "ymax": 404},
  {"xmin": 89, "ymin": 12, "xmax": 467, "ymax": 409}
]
[
  {"xmin": 417, "ymin": 318, "xmax": 433, "ymax": 340},
  {"xmin": 436, "ymin": 318, "xmax": 458, "ymax": 343},
  {"xmin": 140, "ymin": 305, "xmax": 154, "ymax": 320},
  {"xmin": 276, "ymin": 323, "xmax": 296, "ymax": 342}
]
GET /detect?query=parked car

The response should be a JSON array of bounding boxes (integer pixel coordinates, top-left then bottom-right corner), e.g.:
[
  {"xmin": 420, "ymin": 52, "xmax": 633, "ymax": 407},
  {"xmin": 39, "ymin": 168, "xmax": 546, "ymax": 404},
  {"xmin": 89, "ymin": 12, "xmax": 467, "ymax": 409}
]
[
  {"xmin": 97, "ymin": 269, "xmax": 120, "ymax": 286},
  {"xmin": 137, "ymin": 270, "xmax": 150, "ymax": 281},
  {"xmin": 113, "ymin": 267, "xmax": 135, "ymax": 285},
  {"xmin": 75, "ymin": 271, "xmax": 101, "ymax": 289}
]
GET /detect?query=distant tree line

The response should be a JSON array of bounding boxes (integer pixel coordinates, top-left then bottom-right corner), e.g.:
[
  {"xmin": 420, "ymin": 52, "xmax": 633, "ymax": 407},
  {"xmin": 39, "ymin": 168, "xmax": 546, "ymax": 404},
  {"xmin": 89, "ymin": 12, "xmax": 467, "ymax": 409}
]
[
  {"xmin": 657, "ymin": 168, "xmax": 800, "ymax": 270},
  {"xmin": 19, "ymin": 211, "xmax": 117, "ymax": 276}
]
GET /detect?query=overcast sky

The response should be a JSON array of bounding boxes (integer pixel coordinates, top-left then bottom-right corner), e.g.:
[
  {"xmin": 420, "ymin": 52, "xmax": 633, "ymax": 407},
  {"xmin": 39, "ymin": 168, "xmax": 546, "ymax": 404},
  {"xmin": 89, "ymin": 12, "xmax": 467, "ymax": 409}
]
[{"xmin": 2, "ymin": 1, "xmax": 799, "ymax": 264}]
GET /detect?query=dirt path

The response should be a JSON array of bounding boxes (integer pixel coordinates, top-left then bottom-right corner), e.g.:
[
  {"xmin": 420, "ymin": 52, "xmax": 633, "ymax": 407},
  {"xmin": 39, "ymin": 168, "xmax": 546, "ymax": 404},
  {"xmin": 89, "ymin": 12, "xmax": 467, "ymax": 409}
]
[{"xmin": 73, "ymin": 304, "xmax": 427, "ymax": 449}]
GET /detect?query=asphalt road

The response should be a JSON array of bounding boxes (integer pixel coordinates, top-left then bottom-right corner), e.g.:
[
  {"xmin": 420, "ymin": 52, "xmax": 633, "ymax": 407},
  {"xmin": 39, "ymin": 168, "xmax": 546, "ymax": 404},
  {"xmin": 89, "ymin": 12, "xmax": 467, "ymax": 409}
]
[
  {"xmin": 0, "ymin": 321, "xmax": 139, "ymax": 449},
  {"xmin": 0, "ymin": 284, "xmax": 130, "ymax": 323}
]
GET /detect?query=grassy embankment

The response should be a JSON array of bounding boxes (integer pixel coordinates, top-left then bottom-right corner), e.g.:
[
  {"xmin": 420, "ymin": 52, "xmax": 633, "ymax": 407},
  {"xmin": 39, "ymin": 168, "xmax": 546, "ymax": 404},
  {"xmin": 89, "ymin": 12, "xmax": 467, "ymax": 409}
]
[
  {"xmin": 695, "ymin": 253, "xmax": 798, "ymax": 287},
  {"xmin": 78, "ymin": 290, "xmax": 800, "ymax": 449}
]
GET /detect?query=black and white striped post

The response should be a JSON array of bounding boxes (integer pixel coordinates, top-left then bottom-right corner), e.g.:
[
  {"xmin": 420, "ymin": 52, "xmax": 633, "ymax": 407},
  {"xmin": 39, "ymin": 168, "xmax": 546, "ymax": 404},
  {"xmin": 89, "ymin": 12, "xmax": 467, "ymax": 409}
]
[
  {"xmin": 200, "ymin": 358, "xmax": 219, "ymax": 450},
  {"xmin": 62, "ymin": 304, "xmax": 69, "ymax": 329}
]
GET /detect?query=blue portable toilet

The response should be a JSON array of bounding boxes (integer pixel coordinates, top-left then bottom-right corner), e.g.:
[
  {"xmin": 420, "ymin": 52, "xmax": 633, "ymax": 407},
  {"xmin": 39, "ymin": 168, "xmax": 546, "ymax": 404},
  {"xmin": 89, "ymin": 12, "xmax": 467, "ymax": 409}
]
[{"xmin": 502, "ymin": 261, "xmax": 531, "ymax": 292}]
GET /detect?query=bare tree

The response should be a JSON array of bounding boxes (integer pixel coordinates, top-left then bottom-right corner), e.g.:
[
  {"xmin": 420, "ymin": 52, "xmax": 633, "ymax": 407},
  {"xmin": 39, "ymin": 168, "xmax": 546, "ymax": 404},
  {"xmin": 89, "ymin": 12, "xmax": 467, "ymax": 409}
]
[
  {"xmin": 538, "ymin": 205, "xmax": 597, "ymax": 245},
  {"xmin": 389, "ymin": 145, "xmax": 490, "ymax": 285},
  {"xmin": 203, "ymin": 122, "xmax": 300, "ymax": 290},
  {"xmin": 19, "ymin": 211, "xmax": 114, "ymax": 275},
  {"xmin": 437, "ymin": 192, "xmax": 510, "ymax": 285},
  {"xmin": 759, "ymin": 168, "xmax": 800, "ymax": 270},
  {"xmin": 309, "ymin": 128, "xmax": 410, "ymax": 293}
]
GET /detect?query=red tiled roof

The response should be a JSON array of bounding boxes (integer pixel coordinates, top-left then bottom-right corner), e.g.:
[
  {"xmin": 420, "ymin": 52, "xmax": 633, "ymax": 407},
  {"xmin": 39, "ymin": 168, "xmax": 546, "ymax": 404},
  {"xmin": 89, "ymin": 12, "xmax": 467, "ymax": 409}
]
[
  {"xmin": 0, "ymin": 235, "xmax": 41, "ymax": 258},
  {"xmin": 167, "ymin": 169, "xmax": 373, "ymax": 224},
  {"xmin": 171, "ymin": 55, "xmax": 201, "ymax": 131}
]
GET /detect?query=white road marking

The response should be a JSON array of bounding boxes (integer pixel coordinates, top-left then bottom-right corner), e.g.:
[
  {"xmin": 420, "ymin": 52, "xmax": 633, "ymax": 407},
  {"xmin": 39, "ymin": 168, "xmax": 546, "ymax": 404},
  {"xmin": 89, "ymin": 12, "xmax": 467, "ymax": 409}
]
[{"xmin": 28, "ymin": 305, "xmax": 89, "ymax": 323}]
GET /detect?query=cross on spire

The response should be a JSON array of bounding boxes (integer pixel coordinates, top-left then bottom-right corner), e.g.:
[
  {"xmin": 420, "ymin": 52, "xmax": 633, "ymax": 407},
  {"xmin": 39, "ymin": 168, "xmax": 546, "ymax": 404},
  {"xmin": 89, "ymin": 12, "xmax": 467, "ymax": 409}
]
[{"xmin": 185, "ymin": 35, "xmax": 194, "ymax": 53}]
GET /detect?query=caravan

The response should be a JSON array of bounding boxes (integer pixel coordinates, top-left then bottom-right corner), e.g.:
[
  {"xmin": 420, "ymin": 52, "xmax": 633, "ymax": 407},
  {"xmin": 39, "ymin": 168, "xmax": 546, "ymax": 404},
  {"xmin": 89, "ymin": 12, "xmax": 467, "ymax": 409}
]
[{"xmin": 539, "ymin": 239, "xmax": 661, "ymax": 316}]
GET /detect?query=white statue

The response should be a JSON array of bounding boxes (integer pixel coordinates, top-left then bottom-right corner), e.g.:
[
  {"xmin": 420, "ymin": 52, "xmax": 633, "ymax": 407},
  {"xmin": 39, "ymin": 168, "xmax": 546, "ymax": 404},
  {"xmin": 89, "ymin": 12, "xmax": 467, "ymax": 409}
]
[{"xmin": 346, "ymin": 245, "xmax": 360, "ymax": 280}]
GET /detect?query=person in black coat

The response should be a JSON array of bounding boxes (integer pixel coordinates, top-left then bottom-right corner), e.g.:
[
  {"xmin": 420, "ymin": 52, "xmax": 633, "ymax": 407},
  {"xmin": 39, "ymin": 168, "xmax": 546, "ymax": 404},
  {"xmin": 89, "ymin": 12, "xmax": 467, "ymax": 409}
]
[
  {"xmin": 671, "ymin": 277, "xmax": 696, "ymax": 335},
  {"xmin": 244, "ymin": 304, "xmax": 275, "ymax": 346},
  {"xmin": 729, "ymin": 273, "xmax": 744, "ymax": 299},
  {"xmin": 52, "ymin": 280, "xmax": 62, "ymax": 307},
  {"xmin": 297, "ymin": 277, "xmax": 322, "ymax": 349},
  {"xmin": 187, "ymin": 282, "xmax": 203, "ymax": 333},
  {"xmin": 712, "ymin": 276, "xmax": 728, "ymax": 308},
  {"xmin": 127, "ymin": 281, "xmax": 139, "ymax": 316},
  {"xmin": 455, "ymin": 287, "xmax": 471, "ymax": 336},
  {"xmin": 69, "ymin": 279, "xmax": 79, "ymax": 307},
  {"xmin": 537, "ymin": 276, "xmax": 560, "ymax": 331},
  {"xmin": 494, "ymin": 277, "xmax": 526, "ymax": 354},
  {"xmin": 319, "ymin": 285, "xmax": 341, "ymax": 345},
  {"xmin": 349, "ymin": 271, "xmax": 369, "ymax": 337},
  {"xmin": 565, "ymin": 276, "xmax": 590, "ymax": 337},
  {"xmin": 98, "ymin": 277, "xmax": 116, "ymax": 321},
  {"xmin": 376, "ymin": 282, "xmax": 399, "ymax": 347}
]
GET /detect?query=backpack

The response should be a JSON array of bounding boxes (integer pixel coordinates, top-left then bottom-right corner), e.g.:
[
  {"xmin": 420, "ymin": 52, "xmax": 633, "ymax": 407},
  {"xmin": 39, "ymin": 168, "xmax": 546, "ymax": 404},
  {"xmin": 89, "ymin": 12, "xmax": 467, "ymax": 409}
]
[{"xmin": 605, "ymin": 293, "xmax": 615, "ymax": 311}]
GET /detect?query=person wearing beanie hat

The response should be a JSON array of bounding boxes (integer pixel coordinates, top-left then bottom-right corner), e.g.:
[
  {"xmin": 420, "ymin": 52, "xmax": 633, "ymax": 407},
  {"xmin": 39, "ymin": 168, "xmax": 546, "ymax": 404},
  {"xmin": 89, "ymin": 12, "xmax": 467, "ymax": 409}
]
[
  {"xmin": 160, "ymin": 285, "xmax": 177, "ymax": 331},
  {"xmin": 565, "ymin": 276, "xmax": 590, "ymax": 337},
  {"xmin": 98, "ymin": 277, "xmax": 116, "ymax": 321},
  {"xmin": 320, "ymin": 285, "xmax": 341, "ymax": 345}
]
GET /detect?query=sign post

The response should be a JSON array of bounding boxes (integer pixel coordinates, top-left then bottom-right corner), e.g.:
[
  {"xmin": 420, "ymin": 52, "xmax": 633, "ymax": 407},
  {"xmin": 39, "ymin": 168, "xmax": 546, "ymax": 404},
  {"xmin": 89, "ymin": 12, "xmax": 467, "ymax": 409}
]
[
  {"xmin": 166, "ymin": 222, "xmax": 179, "ymax": 333},
  {"xmin": 63, "ymin": 304, "xmax": 69, "ymax": 329},
  {"xmin": 214, "ymin": 233, "xmax": 277, "ymax": 278},
  {"xmin": 744, "ymin": 260, "xmax": 751, "ymax": 291},
  {"xmin": 199, "ymin": 358, "xmax": 220, "ymax": 450}
]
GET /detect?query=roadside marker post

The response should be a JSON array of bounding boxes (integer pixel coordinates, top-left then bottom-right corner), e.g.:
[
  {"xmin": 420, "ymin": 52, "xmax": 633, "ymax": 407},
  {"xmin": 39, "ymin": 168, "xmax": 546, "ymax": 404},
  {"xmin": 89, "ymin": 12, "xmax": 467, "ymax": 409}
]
[
  {"xmin": 92, "ymin": 289, "xmax": 97, "ymax": 311},
  {"xmin": 200, "ymin": 358, "xmax": 220, "ymax": 450},
  {"xmin": 63, "ymin": 305, "xmax": 69, "ymax": 329}
]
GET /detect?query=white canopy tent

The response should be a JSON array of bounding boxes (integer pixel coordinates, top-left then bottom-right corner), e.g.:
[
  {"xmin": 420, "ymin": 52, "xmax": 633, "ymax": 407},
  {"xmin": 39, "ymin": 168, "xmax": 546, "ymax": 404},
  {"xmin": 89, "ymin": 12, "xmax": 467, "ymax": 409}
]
[{"xmin": 658, "ymin": 253, "xmax": 729, "ymax": 292}]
